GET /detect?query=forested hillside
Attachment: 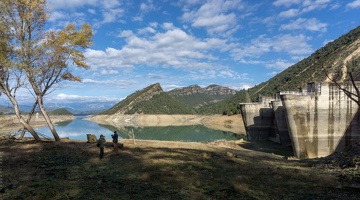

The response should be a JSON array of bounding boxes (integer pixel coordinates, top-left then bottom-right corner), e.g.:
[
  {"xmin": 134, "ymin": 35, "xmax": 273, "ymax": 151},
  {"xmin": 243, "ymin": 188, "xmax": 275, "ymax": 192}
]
[
  {"xmin": 99, "ymin": 83, "xmax": 194, "ymax": 115},
  {"xmin": 167, "ymin": 84, "xmax": 236, "ymax": 107}
]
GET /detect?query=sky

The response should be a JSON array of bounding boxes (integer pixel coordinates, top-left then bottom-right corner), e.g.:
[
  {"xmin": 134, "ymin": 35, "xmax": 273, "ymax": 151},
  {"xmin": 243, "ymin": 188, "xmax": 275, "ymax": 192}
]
[{"xmin": 1, "ymin": 0, "xmax": 360, "ymax": 107}]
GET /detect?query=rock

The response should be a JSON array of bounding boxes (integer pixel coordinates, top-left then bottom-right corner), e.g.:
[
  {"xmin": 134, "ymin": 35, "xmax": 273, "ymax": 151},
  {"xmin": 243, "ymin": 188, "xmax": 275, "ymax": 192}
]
[
  {"xmin": 225, "ymin": 151, "xmax": 235, "ymax": 157},
  {"xmin": 86, "ymin": 134, "xmax": 97, "ymax": 143},
  {"xmin": 200, "ymin": 152, "xmax": 215, "ymax": 159}
]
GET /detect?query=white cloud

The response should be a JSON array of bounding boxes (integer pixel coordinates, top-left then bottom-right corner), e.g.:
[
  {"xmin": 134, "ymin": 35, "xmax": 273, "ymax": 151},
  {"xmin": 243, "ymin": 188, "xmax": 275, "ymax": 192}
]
[
  {"xmin": 231, "ymin": 34, "xmax": 313, "ymax": 60},
  {"xmin": 267, "ymin": 71, "xmax": 279, "ymax": 76},
  {"xmin": 181, "ymin": 0, "xmax": 243, "ymax": 35},
  {"xmin": 273, "ymin": 34, "xmax": 313, "ymax": 54},
  {"xmin": 100, "ymin": 69, "xmax": 119, "ymax": 75},
  {"xmin": 224, "ymin": 83, "xmax": 253, "ymax": 90},
  {"xmin": 279, "ymin": 8, "xmax": 300, "ymax": 18},
  {"xmin": 266, "ymin": 59, "xmax": 295, "ymax": 70},
  {"xmin": 273, "ymin": 0, "xmax": 301, "ymax": 7},
  {"xmin": 101, "ymin": 8, "xmax": 125, "ymax": 24},
  {"xmin": 47, "ymin": 0, "xmax": 98, "ymax": 9},
  {"xmin": 277, "ymin": 0, "xmax": 331, "ymax": 18},
  {"xmin": 301, "ymin": 0, "xmax": 330, "ymax": 13},
  {"xmin": 347, "ymin": 0, "xmax": 360, "ymax": 8},
  {"xmin": 102, "ymin": 0, "xmax": 121, "ymax": 9},
  {"xmin": 280, "ymin": 18, "xmax": 327, "ymax": 32},
  {"xmin": 48, "ymin": 11, "xmax": 67, "ymax": 22},
  {"xmin": 85, "ymin": 26, "xmax": 230, "ymax": 72},
  {"xmin": 49, "ymin": 93, "xmax": 121, "ymax": 103},
  {"xmin": 162, "ymin": 23, "xmax": 176, "ymax": 30}
]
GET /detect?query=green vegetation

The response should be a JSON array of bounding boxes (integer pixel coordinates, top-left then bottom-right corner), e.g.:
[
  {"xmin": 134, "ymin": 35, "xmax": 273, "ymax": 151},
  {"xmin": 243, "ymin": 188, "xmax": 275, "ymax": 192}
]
[
  {"xmin": 99, "ymin": 83, "xmax": 163, "ymax": 115},
  {"xmin": 197, "ymin": 89, "xmax": 249, "ymax": 115},
  {"xmin": 125, "ymin": 93, "xmax": 195, "ymax": 114},
  {"xmin": 48, "ymin": 108, "xmax": 73, "ymax": 115},
  {"xmin": 171, "ymin": 93, "xmax": 232, "ymax": 108}
]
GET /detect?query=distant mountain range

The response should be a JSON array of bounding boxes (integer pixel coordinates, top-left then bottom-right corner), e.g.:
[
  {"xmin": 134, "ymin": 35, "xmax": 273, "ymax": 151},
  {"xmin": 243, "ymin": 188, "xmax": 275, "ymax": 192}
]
[{"xmin": 0, "ymin": 102, "xmax": 117, "ymax": 115}]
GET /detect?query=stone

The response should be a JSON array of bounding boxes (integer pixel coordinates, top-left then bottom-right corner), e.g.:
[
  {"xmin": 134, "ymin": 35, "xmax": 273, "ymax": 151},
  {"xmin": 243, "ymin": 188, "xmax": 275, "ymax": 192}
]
[
  {"xmin": 87, "ymin": 134, "xmax": 97, "ymax": 143},
  {"xmin": 225, "ymin": 151, "xmax": 235, "ymax": 157}
]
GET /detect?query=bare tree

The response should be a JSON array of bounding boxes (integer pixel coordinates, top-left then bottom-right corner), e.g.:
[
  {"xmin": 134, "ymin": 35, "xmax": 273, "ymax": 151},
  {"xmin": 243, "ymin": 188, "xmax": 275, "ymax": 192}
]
[{"xmin": 324, "ymin": 58, "xmax": 360, "ymax": 106}]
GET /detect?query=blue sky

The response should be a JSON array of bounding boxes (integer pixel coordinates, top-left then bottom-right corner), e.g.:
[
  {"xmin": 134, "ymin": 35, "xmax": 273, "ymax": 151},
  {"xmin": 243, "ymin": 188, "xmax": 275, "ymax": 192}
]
[{"xmin": 1, "ymin": 0, "xmax": 360, "ymax": 106}]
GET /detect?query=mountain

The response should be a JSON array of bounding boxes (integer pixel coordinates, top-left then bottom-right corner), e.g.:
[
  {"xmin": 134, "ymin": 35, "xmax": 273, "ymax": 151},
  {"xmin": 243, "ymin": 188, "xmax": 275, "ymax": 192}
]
[
  {"xmin": 198, "ymin": 25, "xmax": 360, "ymax": 114},
  {"xmin": 99, "ymin": 83, "xmax": 194, "ymax": 115},
  {"xmin": 0, "ymin": 105, "xmax": 15, "ymax": 114},
  {"xmin": 167, "ymin": 84, "xmax": 236, "ymax": 107},
  {"xmin": 44, "ymin": 102, "xmax": 117, "ymax": 114},
  {"xmin": 48, "ymin": 108, "xmax": 73, "ymax": 115}
]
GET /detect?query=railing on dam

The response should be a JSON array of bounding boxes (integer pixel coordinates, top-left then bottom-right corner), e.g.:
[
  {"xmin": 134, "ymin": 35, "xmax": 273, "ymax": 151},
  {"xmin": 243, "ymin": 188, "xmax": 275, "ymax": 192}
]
[{"xmin": 279, "ymin": 91, "xmax": 316, "ymax": 96}]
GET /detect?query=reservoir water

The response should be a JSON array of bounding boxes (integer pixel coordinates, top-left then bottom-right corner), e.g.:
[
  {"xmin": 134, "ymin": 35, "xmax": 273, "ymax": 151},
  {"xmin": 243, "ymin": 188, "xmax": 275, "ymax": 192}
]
[{"xmin": 30, "ymin": 116, "xmax": 244, "ymax": 142}]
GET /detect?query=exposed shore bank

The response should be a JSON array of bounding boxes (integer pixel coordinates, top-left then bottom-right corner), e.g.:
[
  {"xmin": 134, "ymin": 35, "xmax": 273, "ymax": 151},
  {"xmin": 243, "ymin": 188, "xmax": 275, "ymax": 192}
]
[
  {"xmin": 0, "ymin": 114, "xmax": 76, "ymax": 133},
  {"xmin": 87, "ymin": 114, "xmax": 246, "ymax": 135}
]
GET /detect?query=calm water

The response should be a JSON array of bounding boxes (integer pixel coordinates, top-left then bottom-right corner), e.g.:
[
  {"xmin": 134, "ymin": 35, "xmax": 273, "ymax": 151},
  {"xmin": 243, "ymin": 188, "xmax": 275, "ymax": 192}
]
[{"xmin": 29, "ymin": 116, "xmax": 244, "ymax": 142}]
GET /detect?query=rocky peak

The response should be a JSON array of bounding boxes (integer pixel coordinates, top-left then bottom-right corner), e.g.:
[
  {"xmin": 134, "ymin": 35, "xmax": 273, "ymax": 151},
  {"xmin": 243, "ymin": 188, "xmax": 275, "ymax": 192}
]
[
  {"xmin": 167, "ymin": 85, "xmax": 204, "ymax": 96},
  {"xmin": 168, "ymin": 84, "xmax": 236, "ymax": 96},
  {"xmin": 205, "ymin": 84, "xmax": 237, "ymax": 95},
  {"xmin": 100, "ymin": 83, "xmax": 164, "ymax": 115}
]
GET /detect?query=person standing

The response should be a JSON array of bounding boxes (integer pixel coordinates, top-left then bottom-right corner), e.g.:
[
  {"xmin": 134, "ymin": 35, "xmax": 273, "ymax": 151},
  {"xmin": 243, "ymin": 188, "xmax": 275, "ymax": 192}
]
[
  {"xmin": 111, "ymin": 131, "xmax": 119, "ymax": 151},
  {"xmin": 98, "ymin": 135, "xmax": 106, "ymax": 159}
]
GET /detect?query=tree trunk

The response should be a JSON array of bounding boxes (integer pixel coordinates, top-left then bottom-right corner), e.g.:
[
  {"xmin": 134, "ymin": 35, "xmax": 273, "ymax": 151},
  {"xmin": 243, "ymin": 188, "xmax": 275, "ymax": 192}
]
[
  {"xmin": 6, "ymin": 92, "xmax": 40, "ymax": 140},
  {"xmin": 20, "ymin": 101, "xmax": 39, "ymax": 139},
  {"xmin": 37, "ymin": 96, "xmax": 61, "ymax": 141}
]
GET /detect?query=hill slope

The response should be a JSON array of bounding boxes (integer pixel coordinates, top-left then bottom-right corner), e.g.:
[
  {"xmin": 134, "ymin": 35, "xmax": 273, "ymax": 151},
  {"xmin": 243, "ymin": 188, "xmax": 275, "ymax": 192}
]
[
  {"xmin": 99, "ymin": 83, "xmax": 194, "ymax": 115},
  {"xmin": 48, "ymin": 108, "xmax": 73, "ymax": 115},
  {"xmin": 167, "ymin": 84, "xmax": 236, "ymax": 107},
  {"xmin": 199, "ymin": 25, "xmax": 360, "ymax": 114}
]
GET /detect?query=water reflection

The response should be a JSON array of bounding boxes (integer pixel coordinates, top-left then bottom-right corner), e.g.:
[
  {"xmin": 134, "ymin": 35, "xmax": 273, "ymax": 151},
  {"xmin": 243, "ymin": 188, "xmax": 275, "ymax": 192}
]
[{"xmin": 30, "ymin": 116, "xmax": 244, "ymax": 142}]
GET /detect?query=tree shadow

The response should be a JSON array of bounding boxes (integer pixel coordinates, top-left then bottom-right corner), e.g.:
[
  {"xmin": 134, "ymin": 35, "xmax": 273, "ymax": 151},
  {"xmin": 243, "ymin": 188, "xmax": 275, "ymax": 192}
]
[
  {"xmin": 238, "ymin": 140, "xmax": 294, "ymax": 157},
  {"xmin": 1, "ymin": 140, "xmax": 359, "ymax": 200}
]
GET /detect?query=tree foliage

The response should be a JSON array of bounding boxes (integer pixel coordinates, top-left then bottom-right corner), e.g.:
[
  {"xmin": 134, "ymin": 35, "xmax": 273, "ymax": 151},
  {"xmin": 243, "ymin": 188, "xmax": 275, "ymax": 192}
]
[{"xmin": 0, "ymin": 0, "xmax": 93, "ymax": 141}]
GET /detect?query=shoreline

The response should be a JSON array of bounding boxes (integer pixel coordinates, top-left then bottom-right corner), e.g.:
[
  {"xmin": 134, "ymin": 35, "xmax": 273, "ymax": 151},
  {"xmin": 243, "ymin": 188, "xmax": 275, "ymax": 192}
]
[
  {"xmin": 0, "ymin": 114, "xmax": 76, "ymax": 133},
  {"xmin": 87, "ymin": 114, "xmax": 246, "ymax": 135}
]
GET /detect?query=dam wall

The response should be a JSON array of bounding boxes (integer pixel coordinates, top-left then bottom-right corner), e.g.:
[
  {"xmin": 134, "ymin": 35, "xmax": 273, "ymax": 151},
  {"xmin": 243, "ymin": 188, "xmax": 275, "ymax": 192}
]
[
  {"xmin": 271, "ymin": 100, "xmax": 292, "ymax": 146},
  {"xmin": 282, "ymin": 83, "xmax": 360, "ymax": 158},
  {"xmin": 239, "ymin": 97, "xmax": 280, "ymax": 143},
  {"xmin": 240, "ymin": 82, "xmax": 360, "ymax": 158}
]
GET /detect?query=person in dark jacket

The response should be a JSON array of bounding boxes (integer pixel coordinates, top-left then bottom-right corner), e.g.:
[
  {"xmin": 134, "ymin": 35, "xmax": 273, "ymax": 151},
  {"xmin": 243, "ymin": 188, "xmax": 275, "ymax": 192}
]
[
  {"xmin": 111, "ymin": 131, "xmax": 119, "ymax": 151},
  {"xmin": 98, "ymin": 135, "xmax": 106, "ymax": 159}
]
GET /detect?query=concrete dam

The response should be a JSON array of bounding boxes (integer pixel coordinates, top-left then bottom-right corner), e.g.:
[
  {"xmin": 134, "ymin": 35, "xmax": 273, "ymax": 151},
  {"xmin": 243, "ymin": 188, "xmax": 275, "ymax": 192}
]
[{"xmin": 240, "ymin": 82, "xmax": 360, "ymax": 159}]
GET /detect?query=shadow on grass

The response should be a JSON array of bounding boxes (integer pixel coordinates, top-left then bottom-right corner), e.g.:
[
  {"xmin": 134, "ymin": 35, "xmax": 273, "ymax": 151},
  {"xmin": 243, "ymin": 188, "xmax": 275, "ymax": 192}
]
[
  {"xmin": 1, "ymin": 140, "xmax": 360, "ymax": 200},
  {"xmin": 238, "ymin": 140, "xmax": 294, "ymax": 157}
]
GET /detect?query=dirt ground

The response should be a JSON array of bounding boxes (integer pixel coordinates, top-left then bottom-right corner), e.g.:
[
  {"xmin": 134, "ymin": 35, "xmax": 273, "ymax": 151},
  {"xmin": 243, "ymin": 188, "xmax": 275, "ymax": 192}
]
[{"xmin": 1, "ymin": 138, "xmax": 360, "ymax": 200}]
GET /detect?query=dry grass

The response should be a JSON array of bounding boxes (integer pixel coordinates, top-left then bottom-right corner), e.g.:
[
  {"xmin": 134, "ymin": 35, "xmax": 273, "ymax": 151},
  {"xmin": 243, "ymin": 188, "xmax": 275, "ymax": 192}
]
[{"xmin": 1, "ymin": 139, "xmax": 359, "ymax": 200}]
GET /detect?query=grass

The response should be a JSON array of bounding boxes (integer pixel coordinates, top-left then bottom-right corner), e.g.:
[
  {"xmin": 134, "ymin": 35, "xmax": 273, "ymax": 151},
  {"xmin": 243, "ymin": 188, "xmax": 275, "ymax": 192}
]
[{"xmin": 1, "ymin": 139, "xmax": 359, "ymax": 200}]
